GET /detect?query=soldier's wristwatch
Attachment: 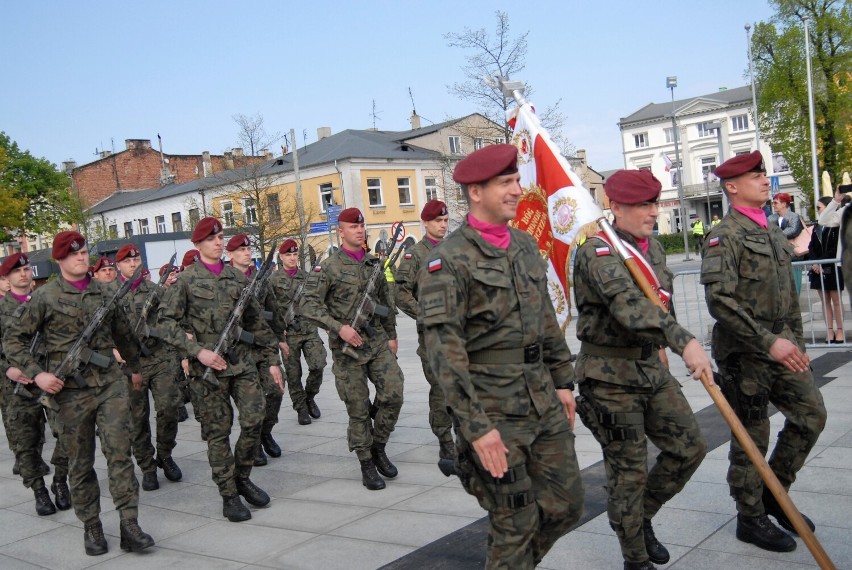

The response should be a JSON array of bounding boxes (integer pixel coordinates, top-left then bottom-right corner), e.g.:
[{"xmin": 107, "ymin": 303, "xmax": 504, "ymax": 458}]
[{"xmin": 554, "ymin": 382, "xmax": 575, "ymax": 391}]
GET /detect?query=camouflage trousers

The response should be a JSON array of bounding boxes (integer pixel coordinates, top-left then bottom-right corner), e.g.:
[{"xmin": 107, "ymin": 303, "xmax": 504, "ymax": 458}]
[
  {"xmin": 469, "ymin": 408, "xmax": 583, "ymax": 570},
  {"xmin": 330, "ymin": 338, "xmax": 403, "ymax": 460},
  {"xmin": 416, "ymin": 335, "xmax": 452, "ymax": 444},
  {"xmin": 579, "ymin": 376, "xmax": 706, "ymax": 563},
  {"xmin": 2, "ymin": 383, "xmax": 49, "ymax": 490},
  {"xmin": 55, "ymin": 378, "xmax": 139, "ymax": 524},
  {"xmin": 719, "ymin": 353, "xmax": 826, "ymax": 516},
  {"xmin": 190, "ymin": 367, "xmax": 265, "ymax": 496},
  {"xmin": 128, "ymin": 352, "xmax": 180, "ymax": 473},
  {"xmin": 257, "ymin": 358, "xmax": 284, "ymax": 435},
  {"xmin": 283, "ymin": 333, "xmax": 327, "ymax": 413},
  {"xmin": 45, "ymin": 407, "xmax": 68, "ymax": 478}
]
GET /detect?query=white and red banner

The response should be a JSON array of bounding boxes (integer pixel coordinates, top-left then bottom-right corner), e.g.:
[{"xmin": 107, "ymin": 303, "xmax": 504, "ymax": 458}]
[{"xmin": 507, "ymin": 102, "xmax": 603, "ymax": 329}]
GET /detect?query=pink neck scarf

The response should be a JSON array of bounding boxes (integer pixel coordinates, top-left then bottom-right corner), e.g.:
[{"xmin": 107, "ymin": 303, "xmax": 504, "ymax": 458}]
[
  {"xmin": 733, "ymin": 206, "xmax": 768, "ymax": 228},
  {"xmin": 634, "ymin": 237, "xmax": 650, "ymax": 256},
  {"xmin": 65, "ymin": 276, "xmax": 91, "ymax": 291},
  {"xmin": 285, "ymin": 268, "xmax": 298, "ymax": 277},
  {"xmin": 9, "ymin": 291, "xmax": 30, "ymax": 304},
  {"xmin": 426, "ymin": 236, "xmax": 441, "ymax": 246},
  {"xmin": 200, "ymin": 259, "xmax": 224, "ymax": 276},
  {"xmin": 467, "ymin": 214, "xmax": 510, "ymax": 249},
  {"xmin": 341, "ymin": 247, "xmax": 366, "ymax": 262}
]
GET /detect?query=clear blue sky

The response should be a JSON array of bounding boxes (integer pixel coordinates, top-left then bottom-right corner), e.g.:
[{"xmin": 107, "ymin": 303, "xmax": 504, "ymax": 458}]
[{"xmin": 1, "ymin": 0, "xmax": 776, "ymax": 173}]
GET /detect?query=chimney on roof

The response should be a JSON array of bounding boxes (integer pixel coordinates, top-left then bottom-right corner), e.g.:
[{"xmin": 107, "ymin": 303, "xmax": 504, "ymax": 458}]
[
  {"xmin": 410, "ymin": 112, "xmax": 421, "ymax": 130},
  {"xmin": 99, "ymin": 150, "xmax": 112, "ymax": 159},
  {"xmin": 232, "ymin": 147, "xmax": 244, "ymax": 157},
  {"xmin": 317, "ymin": 127, "xmax": 331, "ymax": 140},
  {"xmin": 260, "ymin": 148, "xmax": 272, "ymax": 159},
  {"xmin": 62, "ymin": 160, "xmax": 77, "ymax": 174},
  {"xmin": 202, "ymin": 151, "xmax": 212, "ymax": 177},
  {"xmin": 224, "ymin": 151, "xmax": 234, "ymax": 170},
  {"xmin": 125, "ymin": 139, "xmax": 152, "ymax": 151}
]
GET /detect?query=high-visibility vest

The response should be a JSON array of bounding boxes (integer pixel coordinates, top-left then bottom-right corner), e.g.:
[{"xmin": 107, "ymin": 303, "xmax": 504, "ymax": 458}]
[
  {"xmin": 384, "ymin": 259, "xmax": 395, "ymax": 283},
  {"xmin": 691, "ymin": 220, "xmax": 705, "ymax": 235}
]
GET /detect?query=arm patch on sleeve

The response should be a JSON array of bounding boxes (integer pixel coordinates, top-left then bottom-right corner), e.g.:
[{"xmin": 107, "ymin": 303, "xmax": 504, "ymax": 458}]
[
  {"xmin": 419, "ymin": 283, "xmax": 452, "ymax": 325},
  {"xmin": 700, "ymin": 254, "xmax": 724, "ymax": 284}
]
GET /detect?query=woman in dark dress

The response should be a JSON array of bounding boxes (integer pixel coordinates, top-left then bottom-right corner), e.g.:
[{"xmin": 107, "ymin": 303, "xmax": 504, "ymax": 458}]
[{"xmin": 809, "ymin": 197, "xmax": 845, "ymax": 343}]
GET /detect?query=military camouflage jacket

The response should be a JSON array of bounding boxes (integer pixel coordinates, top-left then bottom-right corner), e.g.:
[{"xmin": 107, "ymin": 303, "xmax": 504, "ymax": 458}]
[
  {"xmin": 244, "ymin": 265, "xmax": 285, "ymax": 342},
  {"xmin": 418, "ymin": 221, "xmax": 574, "ymax": 443},
  {"xmin": 269, "ymin": 268, "xmax": 318, "ymax": 339},
  {"xmin": 701, "ymin": 208, "xmax": 803, "ymax": 360},
  {"xmin": 119, "ymin": 279, "xmax": 170, "ymax": 356},
  {"xmin": 0, "ymin": 293, "xmax": 28, "ymax": 374},
  {"xmin": 157, "ymin": 261, "xmax": 279, "ymax": 375},
  {"xmin": 573, "ymin": 229, "xmax": 693, "ymax": 388},
  {"xmin": 300, "ymin": 249, "xmax": 397, "ymax": 349},
  {"xmin": 4, "ymin": 277, "xmax": 141, "ymax": 386},
  {"xmin": 395, "ymin": 237, "xmax": 438, "ymax": 320}
]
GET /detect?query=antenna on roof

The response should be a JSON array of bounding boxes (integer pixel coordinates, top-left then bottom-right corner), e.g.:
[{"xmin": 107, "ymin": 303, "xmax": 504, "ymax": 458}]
[
  {"xmin": 370, "ymin": 99, "xmax": 382, "ymax": 129},
  {"xmin": 408, "ymin": 87, "xmax": 417, "ymax": 115}
]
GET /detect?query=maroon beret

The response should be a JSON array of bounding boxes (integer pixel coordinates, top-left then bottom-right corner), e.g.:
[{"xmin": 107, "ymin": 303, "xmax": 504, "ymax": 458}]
[
  {"xmin": 181, "ymin": 249, "xmax": 199, "ymax": 268},
  {"xmin": 713, "ymin": 150, "xmax": 765, "ymax": 180},
  {"xmin": 0, "ymin": 253, "xmax": 29, "ymax": 277},
  {"xmin": 605, "ymin": 170, "xmax": 662, "ymax": 204},
  {"xmin": 115, "ymin": 244, "xmax": 140, "ymax": 263},
  {"xmin": 279, "ymin": 239, "xmax": 298, "ymax": 254},
  {"xmin": 421, "ymin": 200, "xmax": 448, "ymax": 221},
  {"xmin": 159, "ymin": 262, "xmax": 180, "ymax": 277},
  {"xmin": 141, "ymin": 268, "xmax": 151, "ymax": 279},
  {"xmin": 52, "ymin": 231, "xmax": 87, "ymax": 261},
  {"xmin": 338, "ymin": 208, "xmax": 364, "ymax": 224},
  {"xmin": 226, "ymin": 233, "xmax": 251, "ymax": 252},
  {"xmin": 93, "ymin": 257, "xmax": 115, "ymax": 272},
  {"xmin": 191, "ymin": 216, "xmax": 223, "ymax": 242},
  {"xmin": 773, "ymin": 192, "xmax": 792, "ymax": 205},
  {"xmin": 452, "ymin": 144, "xmax": 518, "ymax": 185}
]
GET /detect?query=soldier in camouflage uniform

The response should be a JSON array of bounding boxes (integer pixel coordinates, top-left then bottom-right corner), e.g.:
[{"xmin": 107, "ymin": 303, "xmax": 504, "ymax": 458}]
[
  {"xmin": 300, "ymin": 207, "xmax": 404, "ymax": 491},
  {"xmin": 114, "ymin": 244, "xmax": 182, "ymax": 491},
  {"xmin": 91, "ymin": 256, "xmax": 117, "ymax": 284},
  {"xmin": 4, "ymin": 232, "xmax": 153, "ymax": 556},
  {"xmin": 573, "ymin": 170, "xmax": 711, "ymax": 570},
  {"xmin": 158, "ymin": 218, "xmax": 283, "ymax": 523},
  {"xmin": 701, "ymin": 151, "xmax": 826, "ymax": 553},
  {"xmin": 0, "ymin": 253, "xmax": 70, "ymax": 515},
  {"xmin": 269, "ymin": 239, "xmax": 327, "ymax": 426},
  {"xmin": 395, "ymin": 199, "xmax": 454, "ymax": 463},
  {"xmin": 419, "ymin": 144, "xmax": 583, "ymax": 570},
  {"xmin": 225, "ymin": 233, "xmax": 286, "ymax": 466}
]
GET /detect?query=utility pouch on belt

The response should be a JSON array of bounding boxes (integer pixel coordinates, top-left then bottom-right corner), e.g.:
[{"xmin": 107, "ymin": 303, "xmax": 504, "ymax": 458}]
[
  {"xmin": 576, "ymin": 394, "xmax": 608, "ymax": 446},
  {"xmin": 79, "ymin": 347, "xmax": 112, "ymax": 369},
  {"xmin": 576, "ymin": 393, "xmax": 644, "ymax": 443},
  {"xmin": 718, "ymin": 357, "xmax": 767, "ymax": 426}
]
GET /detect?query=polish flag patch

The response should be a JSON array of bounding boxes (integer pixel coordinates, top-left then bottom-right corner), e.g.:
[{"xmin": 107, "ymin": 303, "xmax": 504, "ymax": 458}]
[
  {"xmin": 404, "ymin": 253, "xmax": 413, "ymax": 260},
  {"xmin": 313, "ymin": 265, "xmax": 322, "ymax": 272},
  {"xmin": 595, "ymin": 246, "xmax": 611, "ymax": 257},
  {"xmin": 707, "ymin": 237, "xmax": 720, "ymax": 247},
  {"xmin": 428, "ymin": 258, "xmax": 442, "ymax": 272}
]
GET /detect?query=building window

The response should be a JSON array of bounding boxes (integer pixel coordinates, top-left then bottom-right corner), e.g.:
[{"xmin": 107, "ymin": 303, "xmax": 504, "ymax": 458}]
[
  {"xmin": 425, "ymin": 177, "xmax": 438, "ymax": 201},
  {"xmin": 123, "ymin": 221, "xmax": 133, "ymax": 238},
  {"xmin": 397, "ymin": 177, "xmax": 412, "ymax": 205},
  {"xmin": 664, "ymin": 127, "xmax": 679, "ymax": 143},
  {"xmin": 448, "ymin": 136, "xmax": 461, "ymax": 155},
  {"xmin": 109, "ymin": 224, "xmax": 118, "ymax": 239},
  {"xmin": 221, "ymin": 201, "xmax": 235, "ymax": 227},
  {"xmin": 494, "ymin": 137, "xmax": 505, "ymax": 144},
  {"xmin": 697, "ymin": 122, "xmax": 719, "ymax": 138},
  {"xmin": 156, "ymin": 215, "xmax": 166, "ymax": 233},
  {"xmin": 139, "ymin": 218, "xmax": 150, "ymax": 235},
  {"xmin": 172, "ymin": 212, "xmax": 182, "ymax": 233},
  {"xmin": 701, "ymin": 157, "xmax": 717, "ymax": 181},
  {"xmin": 243, "ymin": 199, "xmax": 257, "ymax": 224},
  {"xmin": 188, "ymin": 208, "xmax": 200, "ymax": 228},
  {"xmin": 731, "ymin": 114, "xmax": 749, "ymax": 132},
  {"xmin": 367, "ymin": 178, "xmax": 383, "ymax": 206},
  {"xmin": 634, "ymin": 133, "xmax": 649, "ymax": 148},
  {"xmin": 473, "ymin": 138, "xmax": 484, "ymax": 150},
  {"xmin": 319, "ymin": 182, "xmax": 333, "ymax": 212},
  {"xmin": 267, "ymin": 193, "xmax": 281, "ymax": 223}
]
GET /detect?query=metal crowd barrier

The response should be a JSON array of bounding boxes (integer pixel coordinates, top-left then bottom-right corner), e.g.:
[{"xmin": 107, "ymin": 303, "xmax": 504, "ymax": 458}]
[{"xmin": 672, "ymin": 257, "xmax": 849, "ymax": 350}]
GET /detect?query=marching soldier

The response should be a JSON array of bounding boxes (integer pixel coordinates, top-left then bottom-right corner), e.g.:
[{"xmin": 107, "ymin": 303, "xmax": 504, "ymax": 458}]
[
  {"xmin": 395, "ymin": 199, "xmax": 454, "ymax": 463},
  {"xmin": 300, "ymin": 207, "xmax": 404, "ymax": 491},
  {"xmin": 701, "ymin": 151, "xmax": 827, "ymax": 553},
  {"xmin": 114, "ymin": 244, "xmax": 182, "ymax": 490},
  {"xmin": 419, "ymin": 144, "xmax": 584, "ymax": 569},
  {"xmin": 225, "ymin": 233, "xmax": 286, "ymax": 466},
  {"xmin": 269, "ymin": 239, "xmax": 327, "ymax": 426},
  {"xmin": 4, "ymin": 232, "xmax": 153, "ymax": 555},
  {"xmin": 91, "ymin": 256, "xmax": 117, "ymax": 283},
  {"xmin": 573, "ymin": 170, "xmax": 711, "ymax": 570},
  {"xmin": 0, "ymin": 253, "xmax": 70, "ymax": 515},
  {"xmin": 158, "ymin": 217, "xmax": 283, "ymax": 522}
]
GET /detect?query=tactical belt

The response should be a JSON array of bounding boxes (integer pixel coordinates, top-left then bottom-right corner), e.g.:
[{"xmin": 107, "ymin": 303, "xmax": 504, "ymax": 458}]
[
  {"xmin": 468, "ymin": 343, "xmax": 541, "ymax": 365},
  {"xmin": 599, "ymin": 410, "xmax": 645, "ymax": 441},
  {"xmin": 49, "ymin": 348, "xmax": 113, "ymax": 369},
  {"xmin": 580, "ymin": 341, "xmax": 654, "ymax": 360},
  {"xmin": 756, "ymin": 319, "xmax": 786, "ymax": 334}
]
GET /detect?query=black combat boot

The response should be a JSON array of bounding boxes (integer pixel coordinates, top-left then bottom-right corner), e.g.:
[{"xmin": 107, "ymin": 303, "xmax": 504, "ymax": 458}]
[
  {"xmin": 642, "ymin": 518, "xmax": 670, "ymax": 564},
  {"xmin": 34, "ymin": 486, "xmax": 57, "ymax": 516},
  {"xmin": 763, "ymin": 488, "xmax": 815, "ymax": 535},
  {"xmin": 366, "ymin": 398, "xmax": 378, "ymax": 420},
  {"xmin": 141, "ymin": 470, "xmax": 159, "ymax": 491},
  {"xmin": 371, "ymin": 442, "xmax": 398, "ymax": 478},
  {"xmin": 51, "ymin": 476, "xmax": 71, "ymax": 510},
  {"xmin": 236, "ymin": 476, "xmax": 270, "ymax": 506},
  {"xmin": 119, "ymin": 518, "xmax": 155, "ymax": 552},
  {"xmin": 40, "ymin": 457, "xmax": 50, "ymax": 475},
  {"xmin": 222, "ymin": 494, "xmax": 251, "ymax": 522},
  {"xmin": 156, "ymin": 455, "xmax": 183, "ymax": 482},
  {"xmin": 12, "ymin": 457, "xmax": 20, "ymax": 475},
  {"xmin": 307, "ymin": 398, "xmax": 321, "ymax": 419},
  {"xmin": 84, "ymin": 520, "xmax": 108, "ymax": 556},
  {"xmin": 297, "ymin": 408, "xmax": 312, "ymax": 425},
  {"xmin": 438, "ymin": 440, "xmax": 455, "ymax": 460},
  {"xmin": 360, "ymin": 459, "xmax": 386, "ymax": 490},
  {"xmin": 624, "ymin": 561, "xmax": 657, "ymax": 570},
  {"xmin": 736, "ymin": 514, "xmax": 796, "ymax": 552},
  {"xmin": 177, "ymin": 405, "xmax": 189, "ymax": 422},
  {"xmin": 254, "ymin": 445, "xmax": 267, "ymax": 466},
  {"xmin": 260, "ymin": 433, "xmax": 281, "ymax": 457}
]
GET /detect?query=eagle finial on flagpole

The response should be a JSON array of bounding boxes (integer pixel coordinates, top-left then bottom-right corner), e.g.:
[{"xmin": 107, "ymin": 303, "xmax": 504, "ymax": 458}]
[{"xmin": 484, "ymin": 75, "xmax": 528, "ymax": 107}]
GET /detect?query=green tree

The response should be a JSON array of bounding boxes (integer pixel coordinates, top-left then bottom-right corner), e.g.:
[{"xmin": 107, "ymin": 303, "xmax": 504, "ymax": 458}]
[
  {"xmin": 0, "ymin": 132, "xmax": 77, "ymax": 242},
  {"xmin": 751, "ymin": 0, "xmax": 852, "ymax": 201}
]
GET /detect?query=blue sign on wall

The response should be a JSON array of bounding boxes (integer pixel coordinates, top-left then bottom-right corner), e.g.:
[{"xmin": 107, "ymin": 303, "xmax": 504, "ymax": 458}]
[
  {"xmin": 310, "ymin": 221, "xmax": 330, "ymax": 234},
  {"xmin": 326, "ymin": 205, "xmax": 343, "ymax": 226},
  {"xmin": 770, "ymin": 175, "xmax": 780, "ymax": 196}
]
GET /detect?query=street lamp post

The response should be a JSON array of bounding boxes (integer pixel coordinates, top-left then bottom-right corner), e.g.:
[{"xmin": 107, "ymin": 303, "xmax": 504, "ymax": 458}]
[
  {"xmin": 745, "ymin": 24, "xmax": 762, "ymax": 151},
  {"xmin": 667, "ymin": 76, "xmax": 691, "ymax": 260},
  {"xmin": 803, "ymin": 17, "xmax": 821, "ymax": 214},
  {"xmin": 705, "ymin": 121, "xmax": 728, "ymax": 214}
]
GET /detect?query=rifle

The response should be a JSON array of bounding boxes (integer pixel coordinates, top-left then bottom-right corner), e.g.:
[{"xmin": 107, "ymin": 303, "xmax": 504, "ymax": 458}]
[
  {"xmin": 201, "ymin": 243, "xmax": 277, "ymax": 387},
  {"xmin": 37, "ymin": 266, "xmax": 142, "ymax": 411},
  {"xmin": 253, "ymin": 255, "xmax": 275, "ymax": 322},
  {"xmin": 282, "ymin": 280, "xmax": 306, "ymax": 331},
  {"xmin": 131, "ymin": 253, "xmax": 178, "ymax": 354},
  {"xmin": 12, "ymin": 332, "xmax": 44, "ymax": 399},
  {"xmin": 341, "ymin": 223, "xmax": 404, "ymax": 359}
]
